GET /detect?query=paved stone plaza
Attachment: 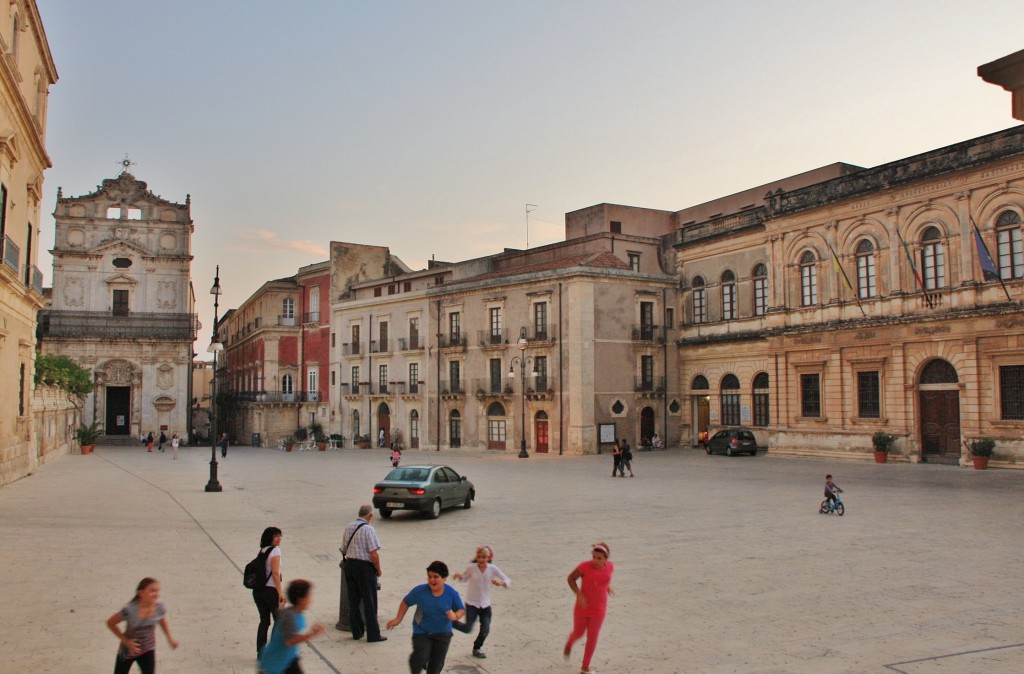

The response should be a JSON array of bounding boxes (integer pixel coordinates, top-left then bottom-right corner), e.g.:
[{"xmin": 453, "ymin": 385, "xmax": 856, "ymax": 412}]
[{"xmin": 2, "ymin": 445, "xmax": 1023, "ymax": 673}]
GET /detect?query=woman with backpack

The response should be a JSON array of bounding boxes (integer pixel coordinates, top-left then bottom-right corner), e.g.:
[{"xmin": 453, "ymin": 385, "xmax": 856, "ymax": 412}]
[{"xmin": 253, "ymin": 527, "xmax": 284, "ymax": 658}]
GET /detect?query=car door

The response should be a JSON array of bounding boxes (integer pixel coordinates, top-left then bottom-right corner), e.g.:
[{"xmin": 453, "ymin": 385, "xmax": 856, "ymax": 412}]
[
  {"xmin": 709, "ymin": 430, "xmax": 729, "ymax": 454},
  {"xmin": 431, "ymin": 467, "xmax": 452, "ymax": 507},
  {"xmin": 443, "ymin": 467, "xmax": 466, "ymax": 503}
]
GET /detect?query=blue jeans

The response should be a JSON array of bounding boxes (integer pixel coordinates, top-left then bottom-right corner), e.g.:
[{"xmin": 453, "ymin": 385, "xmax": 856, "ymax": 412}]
[{"xmin": 452, "ymin": 604, "xmax": 492, "ymax": 651}]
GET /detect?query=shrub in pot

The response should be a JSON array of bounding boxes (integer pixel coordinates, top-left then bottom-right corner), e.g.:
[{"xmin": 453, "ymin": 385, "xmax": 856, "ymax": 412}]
[
  {"xmin": 74, "ymin": 422, "xmax": 101, "ymax": 454},
  {"xmin": 871, "ymin": 431, "xmax": 895, "ymax": 463},
  {"xmin": 969, "ymin": 438, "xmax": 995, "ymax": 469}
]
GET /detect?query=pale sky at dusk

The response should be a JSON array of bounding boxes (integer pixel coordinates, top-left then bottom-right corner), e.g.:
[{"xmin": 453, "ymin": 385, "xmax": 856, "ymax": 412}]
[{"xmin": 36, "ymin": 1, "xmax": 1024, "ymax": 344}]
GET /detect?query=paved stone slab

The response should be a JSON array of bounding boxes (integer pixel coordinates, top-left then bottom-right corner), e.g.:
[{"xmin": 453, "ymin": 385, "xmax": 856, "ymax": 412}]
[{"xmin": 1, "ymin": 445, "xmax": 1023, "ymax": 673}]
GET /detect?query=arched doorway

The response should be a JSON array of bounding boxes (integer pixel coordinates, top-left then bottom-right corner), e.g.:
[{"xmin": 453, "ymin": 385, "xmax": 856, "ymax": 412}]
[
  {"xmin": 535, "ymin": 411, "xmax": 549, "ymax": 453},
  {"xmin": 377, "ymin": 402, "xmax": 391, "ymax": 447},
  {"xmin": 449, "ymin": 410, "xmax": 461, "ymax": 448},
  {"xmin": 640, "ymin": 406, "xmax": 656, "ymax": 445},
  {"xmin": 918, "ymin": 359, "xmax": 960, "ymax": 462},
  {"xmin": 691, "ymin": 375, "xmax": 710, "ymax": 446},
  {"xmin": 409, "ymin": 410, "xmax": 419, "ymax": 449},
  {"xmin": 486, "ymin": 402, "xmax": 507, "ymax": 450}
]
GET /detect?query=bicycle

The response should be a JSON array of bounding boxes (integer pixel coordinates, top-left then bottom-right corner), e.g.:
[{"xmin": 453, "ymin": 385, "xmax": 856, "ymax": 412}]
[{"xmin": 819, "ymin": 492, "xmax": 845, "ymax": 516}]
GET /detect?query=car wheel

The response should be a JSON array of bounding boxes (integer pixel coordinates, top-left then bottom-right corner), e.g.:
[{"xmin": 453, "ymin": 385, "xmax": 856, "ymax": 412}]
[
  {"xmin": 705, "ymin": 446, "xmax": 712, "ymax": 455},
  {"xmin": 749, "ymin": 449, "xmax": 758, "ymax": 456},
  {"xmin": 463, "ymin": 490, "xmax": 474, "ymax": 509},
  {"xmin": 726, "ymin": 447, "xmax": 733, "ymax": 456},
  {"xmin": 428, "ymin": 498, "xmax": 442, "ymax": 519},
  {"xmin": 379, "ymin": 508, "xmax": 392, "ymax": 519}
]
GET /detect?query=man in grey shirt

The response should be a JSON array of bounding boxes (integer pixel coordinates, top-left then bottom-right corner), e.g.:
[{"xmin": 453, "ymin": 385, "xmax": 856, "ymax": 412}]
[{"xmin": 342, "ymin": 505, "xmax": 386, "ymax": 642}]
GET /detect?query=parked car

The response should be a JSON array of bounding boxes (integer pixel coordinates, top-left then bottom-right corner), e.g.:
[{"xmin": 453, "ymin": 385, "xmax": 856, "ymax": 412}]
[
  {"xmin": 705, "ymin": 428, "xmax": 759, "ymax": 456},
  {"xmin": 372, "ymin": 465, "xmax": 475, "ymax": 519}
]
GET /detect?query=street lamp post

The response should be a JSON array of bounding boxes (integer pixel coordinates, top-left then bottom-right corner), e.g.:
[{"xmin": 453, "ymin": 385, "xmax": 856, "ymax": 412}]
[
  {"xmin": 205, "ymin": 266, "xmax": 224, "ymax": 493},
  {"xmin": 508, "ymin": 330, "xmax": 534, "ymax": 458}
]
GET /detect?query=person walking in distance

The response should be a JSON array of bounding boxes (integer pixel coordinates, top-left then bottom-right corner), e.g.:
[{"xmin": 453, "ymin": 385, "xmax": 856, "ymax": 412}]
[
  {"xmin": 158, "ymin": 431, "xmax": 166, "ymax": 452},
  {"xmin": 611, "ymin": 440, "xmax": 624, "ymax": 477},
  {"xmin": 386, "ymin": 560, "xmax": 465, "ymax": 674},
  {"xmin": 619, "ymin": 439, "xmax": 634, "ymax": 477},
  {"xmin": 564, "ymin": 542, "xmax": 615, "ymax": 674},
  {"xmin": 146, "ymin": 432, "xmax": 154, "ymax": 452},
  {"xmin": 253, "ymin": 527, "xmax": 285, "ymax": 658},
  {"xmin": 219, "ymin": 432, "xmax": 229, "ymax": 458},
  {"xmin": 341, "ymin": 505, "xmax": 386, "ymax": 643},
  {"xmin": 451, "ymin": 545, "xmax": 511, "ymax": 659},
  {"xmin": 106, "ymin": 577, "xmax": 179, "ymax": 673},
  {"xmin": 170, "ymin": 434, "xmax": 180, "ymax": 460}
]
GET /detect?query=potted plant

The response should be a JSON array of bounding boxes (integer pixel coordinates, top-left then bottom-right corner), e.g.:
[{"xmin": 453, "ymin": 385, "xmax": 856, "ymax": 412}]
[
  {"xmin": 283, "ymin": 437, "xmax": 295, "ymax": 452},
  {"xmin": 294, "ymin": 426, "xmax": 308, "ymax": 442},
  {"xmin": 871, "ymin": 431, "xmax": 896, "ymax": 463},
  {"xmin": 309, "ymin": 421, "xmax": 328, "ymax": 450},
  {"xmin": 330, "ymin": 433, "xmax": 344, "ymax": 449},
  {"xmin": 354, "ymin": 434, "xmax": 371, "ymax": 449},
  {"xmin": 74, "ymin": 421, "xmax": 100, "ymax": 455},
  {"xmin": 968, "ymin": 438, "xmax": 995, "ymax": 470}
]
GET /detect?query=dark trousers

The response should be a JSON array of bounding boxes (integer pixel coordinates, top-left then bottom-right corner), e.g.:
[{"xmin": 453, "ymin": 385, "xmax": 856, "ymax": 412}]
[
  {"xmin": 453, "ymin": 604, "xmax": 492, "ymax": 651},
  {"xmin": 344, "ymin": 559, "xmax": 382, "ymax": 640},
  {"xmin": 612, "ymin": 456, "xmax": 623, "ymax": 476},
  {"xmin": 113, "ymin": 650, "xmax": 154, "ymax": 674},
  {"xmin": 409, "ymin": 633, "xmax": 452, "ymax": 674},
  {"xmin": 253, "ymin": 586, "xmax": 279, "ymax": 654}
]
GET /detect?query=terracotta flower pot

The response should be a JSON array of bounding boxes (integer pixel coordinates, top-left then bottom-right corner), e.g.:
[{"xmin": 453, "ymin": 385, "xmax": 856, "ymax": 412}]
[
  {"xmin": 873, "ymin": 451, "xmax": 888, "ymax": 464},
  {"xmin": 316, "ymin": 442, "xmax": 327, "ymax": 451},
  {"xmin": 80, "ymin": 445, "xmax": 95, "ymax": 455},
  {"xmin": 972, "ymin": 456, "xmax": 989, "ymax": 470},
  {"xmin": 285, "ymin": 445, "xmax": 293, "ymax": 452}
]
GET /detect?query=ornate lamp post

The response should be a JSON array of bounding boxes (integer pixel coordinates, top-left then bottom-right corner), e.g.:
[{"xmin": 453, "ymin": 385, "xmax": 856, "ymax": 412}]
[
  {"xmin": 508, "ymin": 329, "xmax": 535, "ymax": 458},
  {"xmin": 205, "ymin": 266, "xmax": 224, "ymax": 493}
]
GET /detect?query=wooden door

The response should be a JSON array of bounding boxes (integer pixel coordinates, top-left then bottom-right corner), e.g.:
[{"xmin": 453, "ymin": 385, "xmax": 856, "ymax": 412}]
[
  {"xmin": 920, "ymin": 390, "xmax": 960, "ymax": 455},
  {"xmin": 535, "ymin": 418, "xmax": 549, "ymax": 453}
]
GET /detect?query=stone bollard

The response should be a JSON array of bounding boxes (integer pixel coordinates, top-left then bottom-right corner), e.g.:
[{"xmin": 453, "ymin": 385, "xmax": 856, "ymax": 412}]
[{"xmin": 336, "ymin": 559, "xmax": 351, "ymax": 631}]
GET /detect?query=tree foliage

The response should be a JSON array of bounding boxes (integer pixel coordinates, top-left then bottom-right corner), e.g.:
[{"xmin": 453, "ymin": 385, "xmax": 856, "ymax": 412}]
[{"xmin": 34, "ymin": 353, "xmax": 93, "ymax": 397}]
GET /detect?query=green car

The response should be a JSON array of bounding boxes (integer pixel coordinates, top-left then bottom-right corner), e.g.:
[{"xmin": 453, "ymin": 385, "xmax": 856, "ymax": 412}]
[{"xmin": 372, "ymin": 465, "xmax": 475, "ymax": 519}]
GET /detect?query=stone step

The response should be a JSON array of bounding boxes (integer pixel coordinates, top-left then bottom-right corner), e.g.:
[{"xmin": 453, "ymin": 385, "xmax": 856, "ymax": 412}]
[{"xmin": 98, "ymin": 435, "xmax": 139, "ymax": 446}]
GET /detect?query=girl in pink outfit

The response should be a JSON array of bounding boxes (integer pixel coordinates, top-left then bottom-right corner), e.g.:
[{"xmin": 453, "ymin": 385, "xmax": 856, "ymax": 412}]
[{"xmin": 563, "ymin": 542, "xmax": 614, "ymax": 674}]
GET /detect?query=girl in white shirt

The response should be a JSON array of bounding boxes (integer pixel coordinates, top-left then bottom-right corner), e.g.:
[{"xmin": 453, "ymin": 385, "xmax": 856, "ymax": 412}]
[{"xmin": 451, "ymin": 546, "xmax": 511, "ymax": 659}]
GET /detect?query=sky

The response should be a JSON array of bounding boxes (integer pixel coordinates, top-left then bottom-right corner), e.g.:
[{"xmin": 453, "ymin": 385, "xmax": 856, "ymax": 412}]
[{"xmin": 35, "ymin": 1, "xmax": 1024, "ymax": 347}]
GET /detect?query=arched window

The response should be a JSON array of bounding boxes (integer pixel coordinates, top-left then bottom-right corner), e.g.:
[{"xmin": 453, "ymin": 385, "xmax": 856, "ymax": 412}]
[
  {"xmin": 752, "ymin": 264, "xmax": 768, "ymax": 316},
  {"xmin": 691, "ymin": 375, "xmax": 709, "ymax": 390},
  {"xmin": 921, "ymin": 227, "xmax": 945, "ymax": 290},
  {"xmin": 752, "ymin": 372, "xmax": 769, "ymax": 427},
  {"xmin": 449, "ymin": 410, "xmax": 462, "ymax": 448},
  {"xmin": 996, "ymin": 210, "xmax": 1023, "ymax": 280},
  {"xmin": 281, "ymin": 373, "xmax": 294, "ymax": 394},
  {"xmin": 721, "ymin": 270, "xmax": 736, "ymax": 320},
  {"xmin": 692, "ymin": 276, "xmax": 707, "ymax": 323},
  {"xmin": 920, "ymin": 359, "xmax": 958, "ymax": 384},
  {"xmin": 486, "ymin": 402, "xmax": 506, "ymax": 449},
  {"xmin": 409, "ymin": 410, "xmax": 419, "ymax": 448},
  {"xmin": 800, "ymin": 251, "xmax": 818, "ymax": 306},
  {"xmin": 720, "ymin": 374, "xmax": 740, "ymax": 426},
  {"xmin": 282, "ymin": 297, "xmax": 295, "ymax": 320},
  {"xmin": 856, "ymin": 239, "xmax": 876, "ymax": 299}
]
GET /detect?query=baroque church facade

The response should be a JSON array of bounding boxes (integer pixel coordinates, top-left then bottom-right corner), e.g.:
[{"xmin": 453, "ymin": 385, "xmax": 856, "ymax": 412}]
[{"xmin": 39, "ymin": 170, "xmax": 196, "ymax": 440}]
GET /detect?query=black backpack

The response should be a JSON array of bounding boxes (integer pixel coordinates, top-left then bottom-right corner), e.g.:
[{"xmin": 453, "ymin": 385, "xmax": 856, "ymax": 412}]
[{"xmin": 243, "ymin": 546, "xmax": 275, "ymax": 589}]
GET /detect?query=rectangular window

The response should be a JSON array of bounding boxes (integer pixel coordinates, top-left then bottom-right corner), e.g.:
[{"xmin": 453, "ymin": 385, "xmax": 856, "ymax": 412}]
[
  {"xmin": 535, "ymin": 356, "xmax": 548, "ymax": 391},
  {"xmin": 857, "ymin": 255, "xmax": 876, "ymax": 298},
  {"xmin": 754, "ymin": 277, "xmax": 767, "ymax": 316},
  {"xmin": 801, "ymin": 266, "xmax": 818, "ymax": 306},
  {"xmin": 449, "ymin": 312, "xmax": 461, "ymax": 343},
  {"xmin": 449, "ymin": 361, "xmax": 461, "ymax": 393},
  {"xmin": 693, "ymin": 289, "xmax": 707, "ymax": 324},
  {"xmin": 409, "ymin": 363, "xmax": 419, "ymax": 394},
  {"xmin": 351, "ymin": 366, "xmax": 360, "ymax": 391},
  {"xmin": 801, "ymin": 374, "xmax": 821, "ymax": 417},
  {"xmin": 1000, "ymin": 365, "xmax": 1024, "ymax": 420},
  {"xmin": 331, "ymin": 370, "xmax": 335, "ymax": 386},
  {"xmin": 112, "ymin": 289, "xmax": 129, "ymax": 316},
  {"xmin": 387, "ymin": 284, "xmax": 395, "ymax": 295},
  {"xmin": 331, "ymin": 333, "xmax": 335, "ymax": 348},
  {"xmin": 857, "ymin": 371, "xmax": 880, "ymax": 418},
  {"xmin": 753, "ymin": 392, "xmax": 769, "ymax": 427},
  {"xmin": 722, "ymin": 282, "xmax": 736, "ymax": 320},
  {"xmin": 665, "ymin": 307, "xmax": 674, "ymax": 329},
  {"xmin": 628, "ymin": 253, "xmax": 640, "ymax": 272},
  {"xmin": 641, "ymin": 355, "xmax": 654, "ymax": 390},
  {"xmin": 404, "ymin": 281, "xmax": 412, "ymax": 292},
  {"xmin": 374, "ymin": 287, "xmax": 382, "ymax": 297},
  {"xmin": 489, "ymin": 307, "xmax": 502, "ymax": 343},
  {"xmin": 378, "ymin": 321, "xmax": 388, "ymax": 351},
  {"xmin": 379, "ymin": 365, "xmax": 388, "ymax": 393},
  {"xmin": 721, "ymin": 392, "xmax": 740, "ymax": 426},
  {"xmin": 998, "ymin": 227, "xmax": 1024, "ymax": 280},
  {"xmin": 534, "ymin": 302, "xmax": 548, "ymax": 339},
  {"xmin": 307, "ymin": 368, "xmax": 317, "ymax": 396},
  {"xmin": 610, "ymin": 221, "xmax": 622, "ymax": 234},
  {"xmin": 409, "ymin": 317, "xmax": 420, "ymax": 348},
  {"xmin": 489, "ymin": 358, "xmax": 503, "ymax": 393}
]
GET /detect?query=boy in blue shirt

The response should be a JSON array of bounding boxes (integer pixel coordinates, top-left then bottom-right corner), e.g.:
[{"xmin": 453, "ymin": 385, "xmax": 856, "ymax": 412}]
[
  {"xmin": 259, "ymin": 579, "xmax": 325, "ymax": 674},
  {"xmin": 386, "ymin": 560, "xmax": 466, "ymax": 674}
]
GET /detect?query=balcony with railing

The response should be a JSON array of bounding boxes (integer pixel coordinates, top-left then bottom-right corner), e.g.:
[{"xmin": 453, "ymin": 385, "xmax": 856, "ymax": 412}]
[
  {"xmin": 473, "ymin": 378, "xmax": 511, "ymax": 396},
  {"xmin": 478, "ymin": 328, "xmax": 508, "ymax": 347},
  {"xmin": 235, "ymin": 390, "xmax": 321, "ymax": 403},
  {"xmin": 632, "ymin": 324, "xmax": 662, "ymax": 342},
  {"xmin": 440, "ymin": 378, "xmax": 465, "ymax": 395},
  {"xmin": 2, "ymin": 235, "xmax": 19, "ymax": 273},
  {"xmin": 342, "ymin": 342, "xmax": 362, "ymax": 356},
  {"xmin": 277, "ymin": 314, "xmax": 297, "ymax": 327},
  {"xmin": 407, "ymin": 381, "xmax": 421, "ymax": 394},
  {"xmin": 302, "ymin": 311, "xmax": 320, "ymax": 325},
  {"xmin": 525, "ymin": 324, "xmax": 556, "ymax": 342},
  {"xmin": 370, "ymin": 338, "xmax": 390, "ymax": 354},
  {"xmin": 438, "ymin": 333, "xmax": 467, "ymax": 349},
  {"xmin": 29, "ymin": 265, "xmax": 43, "ymax": 293},
  {"xmin": 398, "ymin": 335, "xmax": 424, "ymax": 350},
  {"xmin": 38, "ymin": 310, "xmax": 198, "ymax": 341},
  {"xmin": 634, "ymin": 375, "xmax": 666, "ymax": 393}
]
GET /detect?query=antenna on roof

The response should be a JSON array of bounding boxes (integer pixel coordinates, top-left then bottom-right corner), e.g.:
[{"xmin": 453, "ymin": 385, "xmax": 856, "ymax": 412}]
[{"xmin": 525, "ymin": 204, "xmax": 537, "ymax": 249}]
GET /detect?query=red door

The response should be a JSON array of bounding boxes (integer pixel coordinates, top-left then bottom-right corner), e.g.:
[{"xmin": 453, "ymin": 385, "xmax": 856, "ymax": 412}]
[{"xmin": 535, "ymin": 418, "xmax": 549, "ymax": 453}]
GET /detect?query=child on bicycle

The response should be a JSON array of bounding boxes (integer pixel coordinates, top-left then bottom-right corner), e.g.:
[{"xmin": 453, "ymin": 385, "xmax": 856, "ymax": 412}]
[
  {"xmin": 391, "ymin": 447, "xmax": 402, "ymax": 468},
  {"xmin": 824, "ymin": 474, "xmax": 843, "ymax": 507}
]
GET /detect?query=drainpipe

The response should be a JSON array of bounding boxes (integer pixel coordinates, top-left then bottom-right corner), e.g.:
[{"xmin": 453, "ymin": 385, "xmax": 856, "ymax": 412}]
[
  {"xmin": 436, "ymin": 299, "xmax": 442, "ymax": 451},
  {"xmin": 558, "ymin": 282, "xmax": 564, "ymax": 455},
  {"xmin": 663, "ymin": 287, "xmax": 668, "ymax": 446},
  {"xmin": 367, "ymin": 313, "xmax": 372, "ymax": 442}
]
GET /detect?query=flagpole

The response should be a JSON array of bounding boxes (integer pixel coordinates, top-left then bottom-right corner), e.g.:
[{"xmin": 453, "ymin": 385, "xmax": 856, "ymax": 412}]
[
  {"xmin": 826, "ymin": 241, "xmax": 867, "ymax": 317},
  {"xmin": 896, "ymin": 230, "xmax": 933, "ymax": 308},
  {"xmin": 970, "ymin": 217, "xmax": 1013, "ymax": 302}
]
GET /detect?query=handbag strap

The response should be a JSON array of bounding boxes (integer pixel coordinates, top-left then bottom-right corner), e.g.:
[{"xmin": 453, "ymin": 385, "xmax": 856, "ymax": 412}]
[{"xmin": 342, "ymin": 521, "xmax": 368, "ymax": 558}]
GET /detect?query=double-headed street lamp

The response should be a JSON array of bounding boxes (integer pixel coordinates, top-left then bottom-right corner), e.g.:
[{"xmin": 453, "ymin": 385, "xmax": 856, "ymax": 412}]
[
  {"xmin": 205, "ymin": 266, "xmax": 224, "ymax": 493},
  {"xmin": 508, "ymin": 329, "xmax": 535, "ymax": 459}
]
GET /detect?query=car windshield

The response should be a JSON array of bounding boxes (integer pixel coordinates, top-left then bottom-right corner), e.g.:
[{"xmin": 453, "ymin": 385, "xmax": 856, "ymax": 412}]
[
  {"xmin": 738, "ymin": 432, "xmax": 755, "ymax": 440},
  {"xmin": 386, "ymin": 467, "xmax": 430, "ymax": 482}
]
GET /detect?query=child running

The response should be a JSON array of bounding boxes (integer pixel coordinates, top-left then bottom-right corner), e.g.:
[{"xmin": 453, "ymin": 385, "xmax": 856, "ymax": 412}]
[
  {"xmin": 451, "ymin": 545, "xmax": 511, "ymax": 659},
  {"xmin": 106, "ymin": 577, "xmax": 178, "ymax": 674},
  {"xmin": 259, "ymin": 579, "xmax": 326, "ymax": 674}
]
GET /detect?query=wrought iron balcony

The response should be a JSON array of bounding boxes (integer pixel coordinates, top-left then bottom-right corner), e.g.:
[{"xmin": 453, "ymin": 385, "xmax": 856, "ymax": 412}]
[
  {"xmin": 38, "ymin": 310, "xmax": 198, "ymax": 341},
  {"xmin": 473, "ymin": 378, "xmax": 510, "ymax": 396},
  {"xmin": 439, "ymin": 333, "xmax": 467, "ymax": 348},
  {"xmin": 302, "ymin": 311, "xmax": 320, "ymax": 325},
  {"xmin": 370, "ymin": 338, "xmax": 390, "ymax": 354},
  {"xmin": 277, "ymin": 315, "xmax": 297, "ymax": 327},
  {"xmin": 478, "ymin": 328, "xmax": 508, "ymax": 346},
  {"xmin": 525, "ymin": 324, "xmax": 555, "ymax": 342},
  {"xmin": 398, "ymin": 335, "xmax": 424, "ymax": 350},
  {"xmin": 634, "ymin": 376, "xmax": 666, "ymax": 392},
  {"xmin": 343, "ymin": 342, "xmax": 362, "ymax": 356},
  {"xmin": 2, "ymin": 235, "xmax": 19, "ymax": 273},
  {"xmin": 235, "ymin": 390, "xmax": 320, "ymax": 403},
  {"xmin": 632, "ymin": 324, "xmax": 661, "ymax": 342},
  {"xmin": 440, "ymin": 379, "xmax": 465, "ymax": 395},
  {"xmin": 30, "ymin": 265, "xmax": 43, "ymax": 293}
]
